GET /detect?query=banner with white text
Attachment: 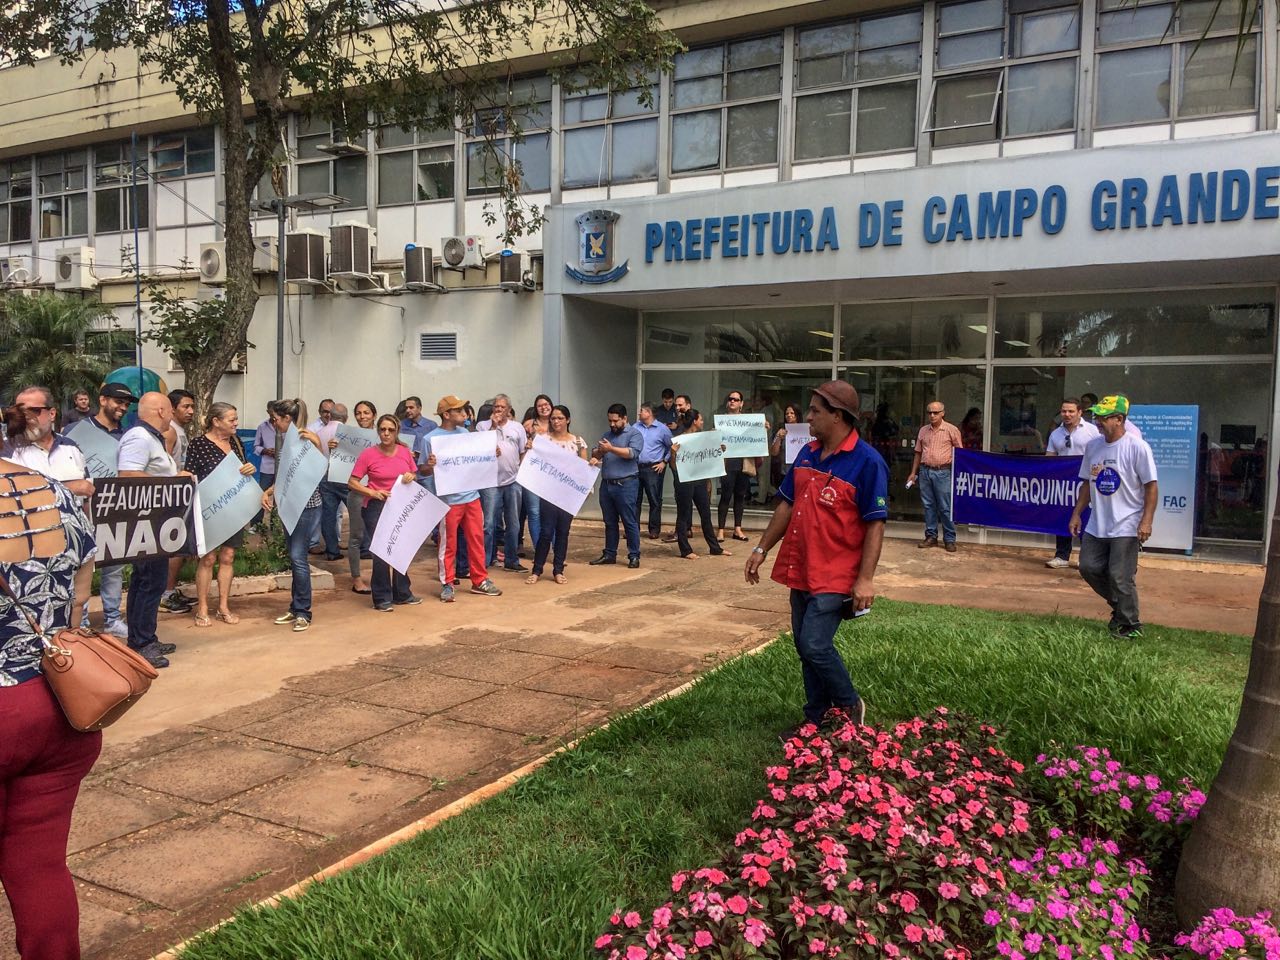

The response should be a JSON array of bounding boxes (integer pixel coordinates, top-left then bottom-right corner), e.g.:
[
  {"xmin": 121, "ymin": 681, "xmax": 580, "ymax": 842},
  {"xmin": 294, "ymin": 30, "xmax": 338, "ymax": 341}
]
[
  {"xmin": 328, "ymin": 424, "xmax": 378, "ymax": 485},
  {"xmin": 714, "ymin": 413, "xmax": 769, "ymax": 458},
  {"xmin": 673, "ymin": 430, "xmax": 727, "ymax": 483},
  {"xmin": 92, "ymin": 477, "xmax": 200, "ymax": 566},
  {"xmin": 951, "ymin": 449, "xmax": 1086, "ymax": 536},
  {"xmin": 65, "ymin": 420, "xmax": 120, "ymax": 480},
  {"xmin": 516, "ymin": 436, "xmax": 600, "ymax": 516},
  {"xmin": 430, "ymin": 430, "xmax": 499, "ymax": 497},
  {"xmin": 197, "ymin": 454, "xmax": 261, "ymax": 550},
  {"xmin": 369, "ymin": 479, "xmax": 450, "ymax": 575}
]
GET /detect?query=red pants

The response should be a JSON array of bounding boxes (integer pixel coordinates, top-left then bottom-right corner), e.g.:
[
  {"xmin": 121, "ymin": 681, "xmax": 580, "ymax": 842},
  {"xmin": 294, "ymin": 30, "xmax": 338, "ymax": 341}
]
[
  {"xmin": 438, "ymin": 499, "xmax": 487, "ymax": 585},
  {"xmin": 1, "ymin": 677, "xmax": 102, "ymax": 960}
]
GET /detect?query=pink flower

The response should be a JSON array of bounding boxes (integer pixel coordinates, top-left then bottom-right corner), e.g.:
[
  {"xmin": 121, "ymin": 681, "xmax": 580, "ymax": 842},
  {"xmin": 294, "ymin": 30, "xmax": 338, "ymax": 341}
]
[
  {"xmin": 809, "ymin": 939, "xmax": 827, "ymax": 954},
  {"xmin": 938, "ymin": 882, "xmax": 961, "ymax": 900},
  {"xmin": 905, "ymin": 924, "xmax": 925, "ymax": 943},
  {"xmin": 726, "ymin": 895, "xmax": 749, "ymax": 915},
  {"xmin": 596, "ymin": 934, "xmax": 615, "ymax": 949},
  {"xmin": 652, "ymin": 907, "xmax": 672, "ymax": 930},
  {"xmin": 743, "ymin": 919, "xmax": 768, "ymax": 947},
  {"xmin": 623, "ymin": 912, "xmax": 642, "ymax": 929},
  {"xmin": 693, "ymin": 931, "xmax": 713, "ymax": 948},
  {"xmin": 626, "ymin": 947, "xmax": 648, "ymax": 960},
  {"xmin": 900, "ymin": 892, "xmax": 919, "ymax": 913}
]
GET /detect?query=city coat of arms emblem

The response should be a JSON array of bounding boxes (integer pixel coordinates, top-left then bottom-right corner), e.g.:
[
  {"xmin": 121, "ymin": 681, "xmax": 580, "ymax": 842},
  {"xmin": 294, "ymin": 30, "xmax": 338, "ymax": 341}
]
[{"xmin": 566, "ymin": 209, "xmax": 629, "ymax": 284}]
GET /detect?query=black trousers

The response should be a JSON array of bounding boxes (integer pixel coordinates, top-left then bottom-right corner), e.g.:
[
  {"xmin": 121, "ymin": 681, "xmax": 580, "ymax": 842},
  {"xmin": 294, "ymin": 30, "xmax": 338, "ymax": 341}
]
[
  {"xmin": 676, "ymin": 479, "xmax": 722, "ymax": 557},
  {"xmin": 533, "ymin": 501, "xmax": 574, "ymax": 576},
  {"xmin": 718, "ymin": 466, "xmax": 750, "ymax": 529}
]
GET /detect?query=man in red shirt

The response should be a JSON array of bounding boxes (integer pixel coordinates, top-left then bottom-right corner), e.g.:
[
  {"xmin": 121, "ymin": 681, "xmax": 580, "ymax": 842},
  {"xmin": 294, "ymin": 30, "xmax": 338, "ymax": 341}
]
[{"xmin": 745, "ymin": 381, "xmax": 888, "ymax": 734}]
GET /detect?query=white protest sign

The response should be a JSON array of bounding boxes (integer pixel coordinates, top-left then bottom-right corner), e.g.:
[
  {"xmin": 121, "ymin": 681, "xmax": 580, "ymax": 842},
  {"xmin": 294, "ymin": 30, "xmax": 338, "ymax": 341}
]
[
  {"xmin": 274, "ymin": 425, "xmax": 328, "ymax": 534},
  {"xmin": 328, "ymin": 424, "xmax": 378, "ymax": 484},
  {"xmin": 430, "ymin": 430, "xmax": 499, "ymax": 497},
  {"xmin": 370, "ymin": 479, "xmax": 450, "ymax": 575},
  {"xmin": 197, "ymin": 453, "xmax": 261, "ymax": 550},
  {"xmin": 65, "ymin": 420, "xmax": 120, "ymax": 480},
  {"xmin": 785, "ymin": 423, "xmax": 816, "ymax": 464},
  {"xmin": 673, "ymin": 430, "xmax": 727, "ymax": 482},
  {"xmin": 399, "ymin": 432, "xmax": 416, "ymax": 451},
  {"xmin": 714, "ymin": 413, "xmax": 769, "ymax": 458},
  {"xmin": 516, "ymin": 436, "xmax": 600, "ymax": 516}
]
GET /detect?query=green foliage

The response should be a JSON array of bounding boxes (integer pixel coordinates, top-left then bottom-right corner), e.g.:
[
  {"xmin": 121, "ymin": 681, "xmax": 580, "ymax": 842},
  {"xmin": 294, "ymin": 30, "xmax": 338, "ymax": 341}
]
[
  {"xmin": 176, "ymin": 602, "xmax": 1244, "ymax": 960},
  {"xmin": 0, "ymin": 293, "xmax": 118, "ymax": 406},
  {"xmin": 142, "ymin": 279, "xmax": 246, "ymax": 374}
]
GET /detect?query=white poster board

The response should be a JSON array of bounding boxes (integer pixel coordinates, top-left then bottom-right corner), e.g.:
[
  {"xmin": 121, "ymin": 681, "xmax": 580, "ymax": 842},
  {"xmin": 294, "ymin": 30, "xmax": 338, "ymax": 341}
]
[
  {"xmin": 673, "ymin": 430, "xmax": 727, "ymax": 482},
  {"xmin": 430, "ymin": 430, "xmax": 499, "ymax": 497},
  {"xmin": 274, "ymin": 425, "xmax": 328, "ymax": 534},
  {"xmin": 714, "ymin": 413, "xmax": 769, "ymax": 458},
  {"xmin": 785, "ymin": 424, "xmax": 816, "ymax": 464},
  {"xmin": 516, "ymin": 436, "xmax": 600, "ymax": 516},
  {"xmin": 369, "ymin": 479, "xmax": 450, "ymax": 575},
  {"xmin": 197, "ymin": 454, "xmax": 261, "ymax": 550},
  {"xmin": 328, "ymin": 424, "xmax": 378, "ymax": 484},
  {"xmin": 65, "ymin": 420, "xmax": 120, "ymax": 480}
]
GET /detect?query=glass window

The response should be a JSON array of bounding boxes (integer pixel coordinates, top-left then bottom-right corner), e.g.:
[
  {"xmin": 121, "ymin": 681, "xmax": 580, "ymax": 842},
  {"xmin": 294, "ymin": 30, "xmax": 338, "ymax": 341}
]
[
  {"xmin": 152, "ymin": 129, "xmax": 215, "ymax": 178},
  {"xmin": 842, "ymin": 300, "xmax": 990, "ymax": 361},
  {"xmin": 1180, "ymin": 0, "xmax": 1253, "ymax": 34},
  {"xmin": 1095, "ymin": 46, "xmax": 1171, "ymax": 125},
  {"xmin": 295, "ymin": 162, "xmax": 329, "ymax": 195},
  {"xmin": 994, "ymin": 289, "xmax": 1275, "ymax": 359},
  {"xmin": 1097, "ymin": 3, "xmax": 1173, "ymax": 43},
  {"xmin": 1006, "ymin": 59, "xmax": 1076, "ymax": 134},
  {"xmin": 416, "ymin": 145, "xmax": 454, "ymax": 200},
  {"xmin": 466, "ymin": 141, "xmax": 502, "ymax": 194},
  {"xmin": 857, "ymin": 82, "xmax": 918, "ymax": 153},
  {"xmin": 0, "ymin": 160, "xmax": 33, "ymax": 243},
  {"xmin": 1180, "ymin": 35, "xmax": 1256, "ymax": 117},
  {"xmin": 510, "ymin": 134, "xmax": 548, "ymax": 192},
  {"xmin": 938, "ymin": 0, "xmax": 1006, "ymax": 67},
  {"xmin": 378, "ymin": 151, "xmax": 414, "ymax": 205},
  {"xmin": 672, "ymin": 111, "xmax": 722, "ymax": 172},
  {"xmin": 795, "ymin": 91, "xmax": 853, "ymax": 160},
  {"xmin": 376, "ymin": 124, "xmax": 416, "ymax": 149},
  {"xmin": 931, "ymin": 72, "xmax": 1001, "ymax": 145},
  {"xmin": 564, "ymin": 88, "xmax": 609, "ymax": 125},
  {"xmin": 612, "ymin": 119, "xmax": 658, "ymax": 182},
  {"xmin": 797, "ymin": 22, "xmax": 856, "ymax": 88},
  {"xmin": 726, "ymin": 101, "xmax": 778, "ymax": 167},
  {"xmin": 333, "ymin": 155, "xmax": 366, "ymax": 206},
  {"xmin": 1013, "ymin": 7, "xmax": 1080, "ymax": 55},
  {"xmin": 33, "ymin": 150, "xmax": 87, "ymax": 239},
  {"xmin": 564, "ymin": 125, "xmax": 607, "ymax": 188},
  {"xmin": 991, "ymin": 361, "xmax": 1271, "ymax": 541},
  {"xmin": 643, "ymin": 306, "xmax": 835, "ymax": 364}
]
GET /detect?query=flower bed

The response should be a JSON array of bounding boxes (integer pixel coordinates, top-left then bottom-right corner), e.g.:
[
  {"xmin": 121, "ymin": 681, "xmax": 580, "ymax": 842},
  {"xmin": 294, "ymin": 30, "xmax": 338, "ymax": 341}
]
[{"xmin": 596, "ymin": 708, "xmax": 1272, "ymax": 960}]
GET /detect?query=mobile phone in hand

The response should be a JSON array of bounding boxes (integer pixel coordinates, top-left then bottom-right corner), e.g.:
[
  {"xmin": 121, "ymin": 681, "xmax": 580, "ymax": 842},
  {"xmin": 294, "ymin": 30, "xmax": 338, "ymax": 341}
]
[{"xmin": 840, "ymin": 599, "xmax": 871, "ymax": 621}]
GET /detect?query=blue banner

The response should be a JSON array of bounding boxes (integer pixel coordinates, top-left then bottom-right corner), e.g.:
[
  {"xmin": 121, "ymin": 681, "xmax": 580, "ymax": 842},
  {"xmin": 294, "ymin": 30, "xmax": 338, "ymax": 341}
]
[
  {"xmin": 952, "ymin": 449, "xmax": 1086, "ymax": 536},
  {"xmin": 1128, "ymin": 405, "xmax": 1197, "ymax": 552}
]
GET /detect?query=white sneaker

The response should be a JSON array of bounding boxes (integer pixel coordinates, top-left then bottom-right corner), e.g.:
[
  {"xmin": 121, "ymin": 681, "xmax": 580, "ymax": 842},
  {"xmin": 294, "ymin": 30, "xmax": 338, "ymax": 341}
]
[
  {"xmin": 103, "ymin": 619, "xmax": 129, "ymax": 638},
  {"xmin": 1045, "ymin": 557, "xmax": 1071, "ymax": 569}
]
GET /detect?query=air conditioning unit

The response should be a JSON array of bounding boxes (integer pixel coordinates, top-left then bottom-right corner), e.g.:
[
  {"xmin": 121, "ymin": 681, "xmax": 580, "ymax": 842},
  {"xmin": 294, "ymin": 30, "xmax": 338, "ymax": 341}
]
[
  {"xmin": 441, "ymin": 235, "xmax": 484, "ymax": 271},
  {"xmin": 198, "ymin": 241, "xmax": 227, "ymax": 284},
  {"xmin": 196, "ymin": 284, "xmax": 226, "ymax": 302},
  {"xmin": 252, "ymin": 236, "xmax": 278, "ymax": 273},
  {"xmin": 0, "ymin": 256, "xmax": 36, "ymax": 286},
  {"xmin": 404, "ymin": 244, "xmax": 434, "ymax": 287},
  {"xmin": 285, "ymin": 229, "xmax": 327, "ymax": 285},
  {"xmin": 329, "ymin": 222, "xmax": 374, "ymax": 278},
  {"xmin": 498, "ymin": 248, "xmax": 532, "ymax": 293},
  {"xmin": 55, "ymin": 246, "xmax": 97, "ymax": 291}
]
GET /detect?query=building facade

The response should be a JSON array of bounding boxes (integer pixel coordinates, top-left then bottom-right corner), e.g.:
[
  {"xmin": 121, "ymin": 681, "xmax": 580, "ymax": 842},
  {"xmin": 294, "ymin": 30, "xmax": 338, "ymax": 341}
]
[{"xmin": 1, "ymin": 0, "xmax": 1277, "ymax": 559}]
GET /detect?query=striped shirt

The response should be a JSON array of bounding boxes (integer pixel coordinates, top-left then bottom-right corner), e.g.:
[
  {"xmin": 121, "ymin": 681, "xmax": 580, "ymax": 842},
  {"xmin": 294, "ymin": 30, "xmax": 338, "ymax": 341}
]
[{"xmin": 914, "ymin": 420, "xmax": 962, "ymax": 468}]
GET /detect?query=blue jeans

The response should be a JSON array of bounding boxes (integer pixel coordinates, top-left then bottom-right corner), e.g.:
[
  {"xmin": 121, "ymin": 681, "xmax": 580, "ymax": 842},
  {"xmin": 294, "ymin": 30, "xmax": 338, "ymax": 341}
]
[
  {"xmin": 125, "ymin": 558, "xmax": 168, "ymax": 651},
  {"xmin": 918, "ymin": 464, "xmax": 955, "ymax": 543},
  {"xmin": 362, "ymin": 500, "xmax": 412, "ymax": 605},
  {"xmin": 320, "ymin": 481, "xmax": 348, "ymax": 555},
  {"xmin": 99, "ymin": 564, "xmax": 124, "ymax": 624},
  {"xmin": 524, "ymin": 493, "xmax": 541, "ymax": 551},
  {"xmin": 286, "ymin": 504, "xmax": 321, "ymax": 620},
  {"xmin": 254, "ymin": 471, "xmax": 274, "ymax": 526},
  {"xmin": 599, "ymin": 476, "xmax": 641, "ymax": 561},
  {"xmin": 481, "ymin": 484, "xmax": 522, "ymax": 568},
  {"xmin": 790, "ymin": 590, "xmax": 860, "ymax": 725},
  {"xmin": 636, "ymin": 464, "xmax": 666, "ymax": 538}
]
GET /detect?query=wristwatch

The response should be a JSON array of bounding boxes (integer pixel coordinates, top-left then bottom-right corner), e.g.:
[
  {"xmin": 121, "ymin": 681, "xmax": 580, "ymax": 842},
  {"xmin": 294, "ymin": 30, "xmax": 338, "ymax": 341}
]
[{"xmin": 751, "ymin": 546, "xmax": 767, "ymax": 555}]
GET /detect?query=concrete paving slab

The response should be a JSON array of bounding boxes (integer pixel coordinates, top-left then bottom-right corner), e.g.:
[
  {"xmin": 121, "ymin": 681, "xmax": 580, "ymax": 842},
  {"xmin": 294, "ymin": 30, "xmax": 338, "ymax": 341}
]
[
  {"xmin": 68, "ymin": 788, "xmax": 185, "ymax": 855},
  {"xmin": 521, "ymin": 662, "xmax": 669, "ymax": 701},
  {"xmin": 350, "ymin": 718, "xmax": 525, "ymax": 780},
  {"xmin": 72, "ymin": 818, "xmax": 303, "ymax": 911},
  {"xmin": 239, "ymin": 701, "xmax": 419, "ymax": 753},
  {"xmin": 194, "ymin": 691, "xmax": 317, "ymax": 732},
  {"xmin": 622, "ymin": 623, "xmax": 762, "ymax": 655},
  {"xmin": 283, "ymin": 662, "xmax": 405, "ymax": 697},
  {"xmin": 232, "ymin": 763, "xmax": 432, "ymax": 836},
  {"xmin": 584, "ymin": 643, "xmax": 703, "ymax": 674},
  {"xmin": 94, "ymin": 725, "xmax": 209, "ymax": 773},
  {"xmin": 346, "ymin": 672, "xmax": 497, "ymax": 714},
  {"xmin": 497, "ymin": 631, "xmax": 602, "ymax": 659},
  {"xmin": 443, "ymin": 687, "xmax": 596, "ymax": 735},
  {"xmin": 431, "ymin": 648, "xmax": 564, "ymax": 684},
  {"xmin": 113, "ymin": 740, "xmax": 307, "ymax": 804},
  {"xmin": 359, "ymin": 642, "xmax": 467, "ymax": 670},
  {"xmin": 439, "ymin": 626, "xmax": 526, "ymax": 647},
  {"xmin": 76, "ymin": 895, "xmax": 146, "ymax": 957}
]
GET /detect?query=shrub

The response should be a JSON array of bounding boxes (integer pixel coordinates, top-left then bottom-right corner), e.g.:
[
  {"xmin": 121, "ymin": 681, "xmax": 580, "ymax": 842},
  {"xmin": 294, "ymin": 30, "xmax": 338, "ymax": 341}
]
[{"xmin": 1170, "ymin": 909, "xmax": 1280, "ymax": 960}]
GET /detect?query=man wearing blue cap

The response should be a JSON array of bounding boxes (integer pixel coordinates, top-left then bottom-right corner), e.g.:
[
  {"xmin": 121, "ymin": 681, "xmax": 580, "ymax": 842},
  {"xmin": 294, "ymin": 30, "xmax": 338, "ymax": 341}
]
[{"xmin": 1069, "ymin": 394, "xmax": 1158, "ymax": 640}]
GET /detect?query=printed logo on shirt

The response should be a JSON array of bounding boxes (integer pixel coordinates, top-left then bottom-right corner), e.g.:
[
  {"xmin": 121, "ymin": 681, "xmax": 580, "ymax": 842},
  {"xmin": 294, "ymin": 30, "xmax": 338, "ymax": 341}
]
[
  {"xmin": 819, "ymin": 485, "xmax": 839, "ymax": 507},
  {"xmin": 876, "ymin": 496, "xmax": 886, "ymax": 508},
  {"xmin": 1094, "ymin": 466, "xmax": 1121, "ymax": 496}
]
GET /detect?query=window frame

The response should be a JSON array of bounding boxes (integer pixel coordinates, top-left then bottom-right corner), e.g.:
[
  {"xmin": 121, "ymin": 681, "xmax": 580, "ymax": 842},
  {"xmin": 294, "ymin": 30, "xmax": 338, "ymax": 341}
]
[
  {"xmin": 465, "ymin": 75, "xmax": 554, "ymax": 196},
  {"xmin": 0, "ymin": 157, "xmax": 34, "ymax": 245},
  {"xmin": 669, "ymin": 33, "xmax": 785, "ymax": 176},
  {"xmin": 792, "ymin": 11, "xmax": 924, "ymax": 162},
  {"xmin": 374, "ymin": 123, "xmax": 457, "ymax": 207},
  {"xmin": 560, "ymin": 72, "xmax": 660, "ymax": 189},
  {"xmin": 36, "ymin": 148, "xmax": 88, "ymax": 241},
  {"xmin": 92, "ymin": 141, "xmax": 148, "ymax": 235},
  {"xmin": 294, "ymin": 118, "xmax": 369, "ymax": 209},
  {"xmin": 150, "ymin": 128, "xmax": 215, "ymax": 180}
]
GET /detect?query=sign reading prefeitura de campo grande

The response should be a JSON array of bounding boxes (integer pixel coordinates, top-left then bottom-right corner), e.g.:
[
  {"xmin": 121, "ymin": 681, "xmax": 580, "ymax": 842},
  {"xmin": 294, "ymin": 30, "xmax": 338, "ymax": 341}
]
[{"xmin": 550, "ymin": 133, "xmax": 1280, "ymax": 295}]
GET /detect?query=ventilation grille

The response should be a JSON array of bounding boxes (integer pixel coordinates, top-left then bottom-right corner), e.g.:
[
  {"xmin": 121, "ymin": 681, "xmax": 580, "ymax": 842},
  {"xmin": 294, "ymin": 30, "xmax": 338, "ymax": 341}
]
[{"xmin": 419, "ymin": 332, "xmax": 458, "ymax": 360}]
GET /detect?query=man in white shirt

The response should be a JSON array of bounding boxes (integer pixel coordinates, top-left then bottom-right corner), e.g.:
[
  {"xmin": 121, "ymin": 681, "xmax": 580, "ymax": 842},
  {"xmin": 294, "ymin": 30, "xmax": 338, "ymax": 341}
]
[
  {"xmin": 1044, "ymin": 397, "xmax": 1101, "ymax": 569},
  {"xmin": 1069, "ymin": 394, "xmax": 1158, "ymax": 640},
  {"xmin": 477, "ymin": 394, "xmax": 529, "ymax": 572},
  {"xmin": 118, "ymin": 392, "xmax": 187, "ymax": 668}
]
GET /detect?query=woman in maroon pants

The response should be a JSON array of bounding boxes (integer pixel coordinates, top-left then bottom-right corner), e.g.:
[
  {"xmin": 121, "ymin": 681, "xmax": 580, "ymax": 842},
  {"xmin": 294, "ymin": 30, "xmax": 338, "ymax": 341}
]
[{"xmin": 0, "ymin": 405, "xmax": 101, "ymax": 960}]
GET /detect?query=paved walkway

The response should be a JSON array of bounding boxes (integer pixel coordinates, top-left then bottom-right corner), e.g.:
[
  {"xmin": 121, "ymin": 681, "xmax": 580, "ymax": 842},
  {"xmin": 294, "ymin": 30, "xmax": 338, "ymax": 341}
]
[{"xmin": 0, "ymin": 528, "xmax": 1262, "ymax": 960}]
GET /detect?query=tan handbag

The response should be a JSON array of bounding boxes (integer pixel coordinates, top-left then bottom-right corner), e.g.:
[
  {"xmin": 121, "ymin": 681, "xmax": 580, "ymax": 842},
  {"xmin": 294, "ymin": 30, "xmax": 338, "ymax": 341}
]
[{"xmin": 0, "ymin": 571, "xmax": 158, "ymax": 732}]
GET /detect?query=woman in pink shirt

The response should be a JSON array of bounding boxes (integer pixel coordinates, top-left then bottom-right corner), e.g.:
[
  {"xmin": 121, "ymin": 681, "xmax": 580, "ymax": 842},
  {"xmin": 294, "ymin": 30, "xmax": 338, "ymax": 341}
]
[{"xmin": 348, "ymin": 414, "xmax": 419, "ymax": 611}]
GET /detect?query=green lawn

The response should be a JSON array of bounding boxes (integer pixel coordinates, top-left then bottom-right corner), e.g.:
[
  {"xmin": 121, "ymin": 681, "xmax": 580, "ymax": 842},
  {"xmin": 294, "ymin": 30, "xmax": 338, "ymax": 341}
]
[{"xmin": 178, "ymin": 600, "xmax": 1250, "ymax": 960}]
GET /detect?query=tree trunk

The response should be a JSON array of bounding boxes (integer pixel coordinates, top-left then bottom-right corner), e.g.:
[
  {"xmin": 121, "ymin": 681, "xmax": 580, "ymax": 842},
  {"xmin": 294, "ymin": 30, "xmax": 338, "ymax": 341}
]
[{"xmin": 1175, "ymin": 483, "xmax": 1280, "ymax": 925}]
